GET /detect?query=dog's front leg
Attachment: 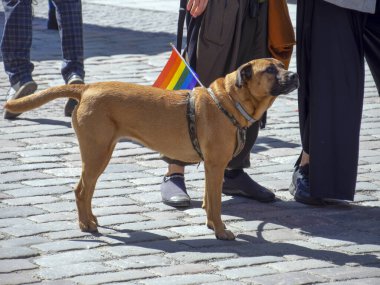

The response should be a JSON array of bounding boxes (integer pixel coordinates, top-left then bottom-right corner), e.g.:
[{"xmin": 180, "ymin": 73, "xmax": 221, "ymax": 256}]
[{"xmin": 204, "ymin": 163, "xmax": 235, "ymax": 240}]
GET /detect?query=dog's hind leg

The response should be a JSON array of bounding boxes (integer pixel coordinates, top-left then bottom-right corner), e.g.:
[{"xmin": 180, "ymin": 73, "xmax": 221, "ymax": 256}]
[
  {"xmin": 74, "ymin": 132, "xmax": 116, "ymax": 232},
  {"xmin": 204, "ymin": 163, "xmax": 235, "ymax": 240}
]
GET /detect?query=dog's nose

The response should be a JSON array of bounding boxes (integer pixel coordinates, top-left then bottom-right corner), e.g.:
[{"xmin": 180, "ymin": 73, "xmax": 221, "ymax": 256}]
[
  {"xmin": 287, "ymin": 72, "xmax": 299, "ymax": 87},
  {"xmin": 287, "ymin": 72, "xmax": 298, "ymax": 81}
]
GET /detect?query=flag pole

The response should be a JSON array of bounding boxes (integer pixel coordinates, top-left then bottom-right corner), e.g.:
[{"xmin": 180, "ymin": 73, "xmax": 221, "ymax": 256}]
[{"xmin": 170, "ymin": 43, "xmax": 205, "ymax": 88}]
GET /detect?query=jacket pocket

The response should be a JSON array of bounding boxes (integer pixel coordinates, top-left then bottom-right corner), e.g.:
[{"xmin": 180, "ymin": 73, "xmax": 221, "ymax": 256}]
[{"xmin": 201, "ymin": 0, "xmax": 239, "ymax": 46}]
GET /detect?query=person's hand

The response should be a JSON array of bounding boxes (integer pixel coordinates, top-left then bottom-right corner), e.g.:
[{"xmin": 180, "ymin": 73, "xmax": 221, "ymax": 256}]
[{"xmin": 187, "ymin": 0, "xmax": 209, "ymax": 18}]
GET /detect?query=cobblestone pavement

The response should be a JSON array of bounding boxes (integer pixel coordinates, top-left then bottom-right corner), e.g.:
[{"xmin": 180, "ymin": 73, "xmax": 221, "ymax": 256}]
[{"xmin": 0, "ymin": 1, "xmax": 379, "ymax": 284}]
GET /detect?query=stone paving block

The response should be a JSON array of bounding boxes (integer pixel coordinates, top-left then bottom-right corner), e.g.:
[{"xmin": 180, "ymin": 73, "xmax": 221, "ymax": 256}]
[
  {"xmin": 220, "ymin": 265, "xmax": 278, "ymax": 279},
  {"xmin": 169, "ymin": 225, "xmax": 215, "ymax": 237},
  {"xmin": 104, "ymin": 244, "xmax": 168, "ymax": 257},
  {"xmin": 150, "ymin": 263, "xmax": 216, "ymax": 277},
  {"xmin": 0, "ymin": 206, "xmax": 45, "ymax": 218},
  {"xmin": 0, "ymin": 217, "xmax": 34, "ymax": 228},
  {"xmin": 97, "ymin": 213, "xmax": 149, "ymax": 227},
  {"xmin": 318, "ymin": 278, "xmax": 380, "ymax": 285},
  {"xmin": 92, "ymin": 196, "xmax": 136, "ymax": 207},
  {"xmin": 309, "ymin": 266, "xmax": 380, "ymax": 281},
  {"xmin": 35, "ymin": 201, "xmax": 76, "ymax": 213},
  {"xmin": 33, "ymin": 249, "xmax": 107, "ymax": 267},
  {"xmin": 0, "ymin": 163, "xmax": 63, "ymax": 175},
  {"xmin": 0, "ymin": 259, "xmax": 38, "ymax": 273},
  {"xmin": 71, "ymin": 270, "xmax": 156, "ymax": 284},
  {"xmin": 37, "ymin": 261, "xmax": 114, "ymax": 280},
  {"xmin": 28, "ymin": 212, "xmax": 76, "ymax": 223},
  {"xmin": 0, "ymin": 236, "xmax": 50, "ymax": 248},
  {"xmin": 247, "ymin": 271, "xmax": 328, "ymax": 285},
  {"xmin": 0, "ymin": 271, "xmax": 40, "ymax": 285},
  {"xmin": 115, "ymin": 219, "xmax": 187, "ymax": 232},
  {"xmin": 40, "ymin": 281, "xmax": 77, "ymax": 285},
  {"xmin": 211, "ymin": 256, "xmax": 285, "ymax": 270},
  {"xmin": 105, "ymin": 255, "xmax": 172, "ymax": 270},
  {"xmin": 141, "ymin": 274, "xmax": 225, "ymax": 285},
  {"xmin": 2, "ymin": 221, "xmax": 75, "ymax": 237},
  {"xmin": 267, "ymin": 259, "xmax": 335, "ymax": 273},
  {"xmin": 338, "ymin": 244, "xmax": 380, "ymax": 254},
  {"xmin": 168, "ymin": 251, "xmax": 237, "ymax": 264},
  {"xmin": 2, "ymin": 195, "xmax": 59, "ymax": 206},
  {"xmin": 22, "ymin": 177, "xmax": 78, "ymax": 187},
  {"xmin": 0, "ymin": 171, "xmax": 53, "ymax": 184},
  {"xmin": 0, "ymin": 247, "xmax": 39, "ymax": 259},
  {"xmin": 205, "ymin": 280, "xmax": 247, "ymax": 285},
  {"xmin": 45, "ymin": 229, "xmax": 101, "ymax": 240},
  {"xmin": 99, "ymin": 229, "xmax": 180, "ymax": 245},
  {"xmin": 93, "ymin": 205, "xmax": 146, "ymax": 216},
  {"xmin": 4, "ymin": 186, "xmax": 71, "ymax": 198},
  {"xmin": 31, "ymin": 239, "xmax": 104, "ymax": 253}
]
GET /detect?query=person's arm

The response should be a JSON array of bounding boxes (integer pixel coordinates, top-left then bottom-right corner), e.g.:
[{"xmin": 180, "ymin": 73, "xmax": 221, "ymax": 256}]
[{"xmin": 187, "ymin": 0, "xmax": 209, "ymax": 17}]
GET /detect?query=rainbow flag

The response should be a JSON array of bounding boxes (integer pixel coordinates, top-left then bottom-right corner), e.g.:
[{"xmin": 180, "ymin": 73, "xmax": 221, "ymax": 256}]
[{"xmin": 153, "ymin": 46, "xmax": 201, "ymax": 90}]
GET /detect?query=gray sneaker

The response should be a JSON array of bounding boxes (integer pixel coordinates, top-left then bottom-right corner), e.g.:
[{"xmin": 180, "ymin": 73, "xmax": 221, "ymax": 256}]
[
  {"xmin": 65, "ymin": 74, "xmax": 84, "ymax": 117},
  {"xmin": 4, "ymin": 81, "xmax": 38, "ymax": 119}
]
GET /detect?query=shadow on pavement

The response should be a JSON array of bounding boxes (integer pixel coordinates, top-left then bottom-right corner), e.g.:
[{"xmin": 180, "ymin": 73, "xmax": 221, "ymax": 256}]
[
  {"xmin": 93, "ymin": 202, "xmax": 379, "ymax": 269},
  {"xmin": 0, "ymin": 15, "xmax": 176, "ymax": 61}
]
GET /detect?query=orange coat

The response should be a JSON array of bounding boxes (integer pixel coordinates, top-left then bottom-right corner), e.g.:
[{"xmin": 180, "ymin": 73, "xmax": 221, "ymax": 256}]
[{"xmin": 268, "ymin": 0, "xmax": 296, "ymax": 69}]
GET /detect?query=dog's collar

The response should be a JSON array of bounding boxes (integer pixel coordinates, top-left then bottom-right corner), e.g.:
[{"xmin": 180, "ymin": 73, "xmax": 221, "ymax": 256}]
[{"xmin": 206, "ymin": 88, "xmax": 257, "ymax": 126}]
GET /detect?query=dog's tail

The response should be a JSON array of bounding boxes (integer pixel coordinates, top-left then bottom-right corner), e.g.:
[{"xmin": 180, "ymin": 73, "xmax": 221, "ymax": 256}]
[{"xmin": 4, "ymin": 84, "xmax": 87, "ymax": 114}]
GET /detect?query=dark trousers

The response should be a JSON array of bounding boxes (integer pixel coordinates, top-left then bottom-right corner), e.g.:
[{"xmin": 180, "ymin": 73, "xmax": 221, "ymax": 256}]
[
  {"xmin": 1, "ymin": 0, "xmax": 84, "ymax": 85},
  {"xmin": 296, "ymin": 0, "xmax": 380, "ymax": 200},
  {"xmin": 165, "ymin": 0, "xmax": 269, "ymax": 169}
]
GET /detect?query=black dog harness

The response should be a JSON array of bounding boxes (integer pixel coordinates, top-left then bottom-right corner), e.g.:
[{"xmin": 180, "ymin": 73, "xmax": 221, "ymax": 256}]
[{"xmin": 186, "ymin": 89, "xmax": 248, "ymax": 161}]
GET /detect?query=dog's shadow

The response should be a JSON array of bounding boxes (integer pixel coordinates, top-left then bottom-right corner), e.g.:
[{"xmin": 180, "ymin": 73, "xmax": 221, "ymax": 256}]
[
  {"xmin": 20, "ymin": 118, "xmax": 72, "ymax": 128},
  {"xmin": 88, "ymin": 200, "xmax": 380, "ymax": 269}
]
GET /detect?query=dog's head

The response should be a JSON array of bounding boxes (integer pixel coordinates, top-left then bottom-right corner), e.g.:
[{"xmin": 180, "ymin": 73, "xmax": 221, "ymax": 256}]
[{"xmin": 235, "ymin": 58, "xmax": 299, "ymax": 97}]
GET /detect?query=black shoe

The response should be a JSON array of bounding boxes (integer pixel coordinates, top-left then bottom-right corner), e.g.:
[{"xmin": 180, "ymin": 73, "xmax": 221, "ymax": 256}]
[
  {"xmin": 160, "ymin": 173, "xmax": 190, "ymax": 207},
  {"xmin": 222, "ymin": 170, "xmax": 275, "ymax": 203},
  {"xmin": 64, "ymin": 74, "xmax": 84, "ymax": 117},
  {"xmin": 289, "ymin": 165, "xmax": 324, "ymax": 205}
]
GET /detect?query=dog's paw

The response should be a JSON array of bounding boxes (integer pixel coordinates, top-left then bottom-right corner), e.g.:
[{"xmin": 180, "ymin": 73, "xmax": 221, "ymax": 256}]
[
  {"xmin": 216, "ymin": 229, "xmax": 235, "ymax": 241},
  {"xmin": 79, "ymin": 220, "xmax": 98, "ymax": 233}
]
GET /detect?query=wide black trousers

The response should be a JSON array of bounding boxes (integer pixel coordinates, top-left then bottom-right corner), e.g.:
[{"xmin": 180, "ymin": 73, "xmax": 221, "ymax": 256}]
[{"xmin": 297, "ymin": 0, "xmax": 380, "ymax": 200}]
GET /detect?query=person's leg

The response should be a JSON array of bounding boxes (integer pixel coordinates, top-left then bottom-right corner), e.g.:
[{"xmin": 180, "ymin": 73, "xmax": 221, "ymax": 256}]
[
  {"xmin": 1, "ymin": 0, "xmax": 37, "ymax": 119},
  {"xmin": 364, "ymin": 1, "xmax": 380, "ymax": 96},
  {"xmin": 53, "ymin": 0, "xmax": 85, "ymax": 116},
  {"xmin": 160, "ymin": 10, "xmax": 204, "ymax": 208},
  {"xmin": 160, "ymin": 158, "xmax": 191, "ymax": 207},
  {"xmin": 222, "ymin": 0, "xmax": 274, "ymax": 202},
  {"xmin": 291, "ymin": 0, "xmax": 367, "ymax": 203},
  {"xmin": 1, "ymin": 0, "xmax": 34, "ymax": 86},
  {"xmin": 53, "ymin": 0, "xmax": 84, "ymax": 82}
]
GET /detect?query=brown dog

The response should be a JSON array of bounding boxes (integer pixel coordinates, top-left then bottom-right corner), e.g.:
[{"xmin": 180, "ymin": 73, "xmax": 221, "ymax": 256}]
[{"xmin": 4, "ymin": 58, "xmax": 298, "ymax": 240}]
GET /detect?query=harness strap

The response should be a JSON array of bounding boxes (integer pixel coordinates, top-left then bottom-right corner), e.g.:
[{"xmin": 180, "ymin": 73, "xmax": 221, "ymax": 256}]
[
  {"xmin": 206, "ymin": 88, "xmax": 247, "ymax": 158},
  {"xmin": 186, "ymin": 92, "xmax": 204, "ymax": 160}
]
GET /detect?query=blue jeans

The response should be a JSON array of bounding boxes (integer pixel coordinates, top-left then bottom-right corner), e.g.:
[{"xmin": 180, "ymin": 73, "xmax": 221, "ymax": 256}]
[{"xmin": 1, "ymin": 0, "xmax": 85, "ymax": 85}]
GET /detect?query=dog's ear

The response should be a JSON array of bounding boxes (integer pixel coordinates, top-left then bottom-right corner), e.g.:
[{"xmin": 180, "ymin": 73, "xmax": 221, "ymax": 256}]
[{"xmin": 235, "ymin": 63, "xmax": 253, "ymax": 88}]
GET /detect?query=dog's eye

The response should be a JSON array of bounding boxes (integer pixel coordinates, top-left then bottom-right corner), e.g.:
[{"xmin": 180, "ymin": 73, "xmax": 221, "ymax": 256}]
[{"xmin": 265, "ymin": 66, "xmax": 277, "ymax": 74}]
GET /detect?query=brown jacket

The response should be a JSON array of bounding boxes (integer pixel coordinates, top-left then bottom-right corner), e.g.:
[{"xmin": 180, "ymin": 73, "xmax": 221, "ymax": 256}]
[{"xmin": 267, "ymin": 0, "xmax": 296, "ymax": 69}]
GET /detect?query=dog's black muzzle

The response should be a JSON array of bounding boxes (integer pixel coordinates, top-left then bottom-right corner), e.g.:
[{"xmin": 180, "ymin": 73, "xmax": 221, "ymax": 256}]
[{"xmin": 271, "ymin": 71, "xmax": 299, "ymax": 96}]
